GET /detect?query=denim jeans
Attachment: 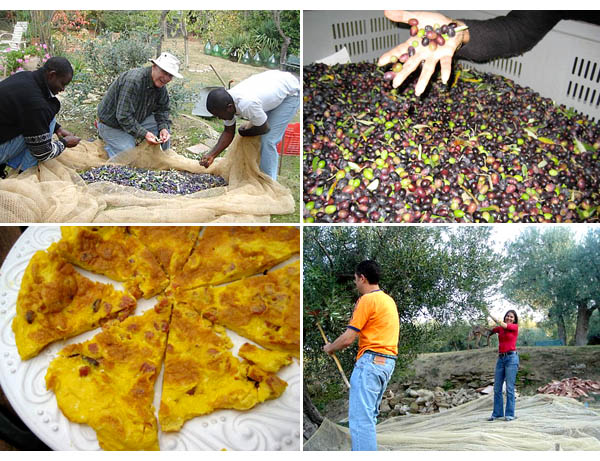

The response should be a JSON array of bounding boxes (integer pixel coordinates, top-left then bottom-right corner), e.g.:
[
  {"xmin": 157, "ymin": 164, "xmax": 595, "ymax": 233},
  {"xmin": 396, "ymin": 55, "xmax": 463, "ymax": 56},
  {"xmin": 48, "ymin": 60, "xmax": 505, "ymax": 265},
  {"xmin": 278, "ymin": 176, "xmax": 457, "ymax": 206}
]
[
  {"xmin": 0, "ymin": 118, "xmax": 57, "ymax": 171},
  {"xmin": 348, "ymin": 352, "xmax": 396, "ymax": 451},
  {"xmin": 98, "ymin": 114, "xmax": 169, "ymax": 158},
  {"xmin": 492, "ymin": 353, "xmax": 519, "ymax": 419},
  {"xmin": 259, "ymin": 93, "xmax": 299, "ymax": 180}
]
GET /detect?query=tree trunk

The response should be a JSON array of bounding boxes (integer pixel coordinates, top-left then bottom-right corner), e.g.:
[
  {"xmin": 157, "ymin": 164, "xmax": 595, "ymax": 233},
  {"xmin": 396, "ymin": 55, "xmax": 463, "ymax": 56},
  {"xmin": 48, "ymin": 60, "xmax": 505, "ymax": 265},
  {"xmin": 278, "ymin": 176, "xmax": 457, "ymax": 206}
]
[
  {"xmin": 180, "ymin": 12, "xmax": 189, "ymax": 69},
  {"xmin": 303, "ymin": 387, "xmax": 323, "ymax": 441},
  {"xmin": 556, "ymin": 312, "xmax": 567, "ymax": 346},
  {"xmin": 574, "ymin": 300, "xmax": 595, "ymax": 346},
  {"xmin": 156, "ymin": 10, "xmax": 169, "ymax": 57},
  {"xmin": 273, "ymin": 11, "xmax": 291, "ymax": 69},
  {"xmin": 30, "ymin": 11, "xmax": 54, "ymax": 52}
]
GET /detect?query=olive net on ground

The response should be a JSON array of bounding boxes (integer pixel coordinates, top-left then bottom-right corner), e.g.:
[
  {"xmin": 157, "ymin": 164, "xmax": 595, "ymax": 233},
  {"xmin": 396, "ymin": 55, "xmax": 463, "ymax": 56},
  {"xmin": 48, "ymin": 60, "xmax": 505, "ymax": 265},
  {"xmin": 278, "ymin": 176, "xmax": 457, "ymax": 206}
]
[
  {"xmin": 0, "ymin": 136, "xmax": 294, "ymax": 222},
  {"xmin": 304, "ymin": 394, "xmax": 600, "ymax": 451}
]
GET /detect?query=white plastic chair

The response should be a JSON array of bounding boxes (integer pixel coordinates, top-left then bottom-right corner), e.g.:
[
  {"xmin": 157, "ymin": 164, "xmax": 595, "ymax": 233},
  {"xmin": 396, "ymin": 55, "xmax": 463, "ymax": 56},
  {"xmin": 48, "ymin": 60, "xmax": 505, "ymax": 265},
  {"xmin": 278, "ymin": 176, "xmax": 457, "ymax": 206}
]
[{"xmin": 0, "ymin": 21, "xmax": 28, "ymax": 51}]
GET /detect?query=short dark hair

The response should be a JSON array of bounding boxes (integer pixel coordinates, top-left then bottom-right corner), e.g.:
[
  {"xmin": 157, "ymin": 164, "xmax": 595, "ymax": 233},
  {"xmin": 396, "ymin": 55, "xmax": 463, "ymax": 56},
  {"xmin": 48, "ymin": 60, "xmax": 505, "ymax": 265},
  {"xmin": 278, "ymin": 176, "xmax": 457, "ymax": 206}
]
[
  {"xmin": 504, "ymin": 310, "xmax": 519, "ymax": 324},
  {"xmin": 43, "ymin": 57, "xmax": 73, "ymax": 77},
  {"xmin": 206, "ymin": 87, "xmax": 233, "ymax": 114},
  {"xmin": 355, "ymin": 260, "xmax": 380, "ymax": 284}
]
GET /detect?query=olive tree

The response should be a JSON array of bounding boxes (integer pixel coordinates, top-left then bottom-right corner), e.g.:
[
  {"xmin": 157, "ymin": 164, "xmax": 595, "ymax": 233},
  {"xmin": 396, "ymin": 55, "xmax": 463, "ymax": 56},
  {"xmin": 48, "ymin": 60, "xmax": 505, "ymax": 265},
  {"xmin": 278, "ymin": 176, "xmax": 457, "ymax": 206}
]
[
  {"xmin": 503, "ymin": 226, "xmax": 600, "ymax": 346},
  {"xmin": 304, "ymin": 225, "xmax": 503, "ymax": 391}
]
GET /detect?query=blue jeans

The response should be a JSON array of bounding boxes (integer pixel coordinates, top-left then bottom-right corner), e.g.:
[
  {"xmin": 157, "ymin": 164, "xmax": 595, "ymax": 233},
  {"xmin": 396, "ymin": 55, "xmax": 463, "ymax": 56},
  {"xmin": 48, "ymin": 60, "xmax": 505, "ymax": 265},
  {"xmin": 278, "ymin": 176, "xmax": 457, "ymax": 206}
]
[
  {"xmin": 97, "ymin": 114, "xmax": 169, "ymax": 158},
  {"xmin": 259, "ymin": 93, "xmax": 299, "ymax": 180},
  {"xmin": 0, "ymin": 118, "xmax": 57, "ymax": 171},
  {"xmin": 492, "ymin": 353, "xmax": 519, "ymax": 419},
  {"xmin": 348, "ymin": 352, "xmax": 396, "ymax": 451}
]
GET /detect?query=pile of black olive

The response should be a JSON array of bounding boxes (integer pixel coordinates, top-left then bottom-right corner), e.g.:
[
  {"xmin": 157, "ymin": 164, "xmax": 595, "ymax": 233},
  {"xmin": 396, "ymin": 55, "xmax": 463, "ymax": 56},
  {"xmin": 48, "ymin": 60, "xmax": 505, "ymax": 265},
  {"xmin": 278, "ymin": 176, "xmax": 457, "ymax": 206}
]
[{"xmin": 303, "ymin": 62, "xmax": 600, "ymax": 223}]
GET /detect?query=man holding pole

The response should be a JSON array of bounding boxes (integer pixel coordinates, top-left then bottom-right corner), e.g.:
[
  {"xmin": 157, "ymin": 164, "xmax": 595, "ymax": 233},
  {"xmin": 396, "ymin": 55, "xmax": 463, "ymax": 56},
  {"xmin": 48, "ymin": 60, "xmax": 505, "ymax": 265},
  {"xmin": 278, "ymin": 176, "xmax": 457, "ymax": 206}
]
[{"xmin": 323, "ymin": 260, "xmax": 399, "ymax": 451}]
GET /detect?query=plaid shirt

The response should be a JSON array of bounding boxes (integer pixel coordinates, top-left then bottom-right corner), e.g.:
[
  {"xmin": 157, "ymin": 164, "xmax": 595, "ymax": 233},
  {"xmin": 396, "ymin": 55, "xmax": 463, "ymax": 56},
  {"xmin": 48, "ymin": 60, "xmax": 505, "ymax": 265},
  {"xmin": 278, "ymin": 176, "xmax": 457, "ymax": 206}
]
[{"xmin": 97, "ymin": 66, "xmax": 170, "ymax": 139}]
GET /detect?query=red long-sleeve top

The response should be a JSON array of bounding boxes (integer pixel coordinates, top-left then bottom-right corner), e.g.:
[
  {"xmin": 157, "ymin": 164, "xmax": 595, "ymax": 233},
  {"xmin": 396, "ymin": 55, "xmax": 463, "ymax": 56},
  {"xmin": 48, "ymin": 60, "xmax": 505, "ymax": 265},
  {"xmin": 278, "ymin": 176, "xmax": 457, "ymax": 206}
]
[{"xmin": 493, "ymin": 323, "xmax": 519, "ymax": 353}]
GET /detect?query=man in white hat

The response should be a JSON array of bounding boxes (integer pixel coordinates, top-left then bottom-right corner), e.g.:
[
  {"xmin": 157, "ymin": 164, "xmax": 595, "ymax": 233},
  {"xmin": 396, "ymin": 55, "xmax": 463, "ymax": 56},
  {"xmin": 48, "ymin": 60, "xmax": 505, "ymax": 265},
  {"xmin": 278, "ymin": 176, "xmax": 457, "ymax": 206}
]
[{"xmin": 96, "ymin": 52, "xmax": 183, "ymax": 157}]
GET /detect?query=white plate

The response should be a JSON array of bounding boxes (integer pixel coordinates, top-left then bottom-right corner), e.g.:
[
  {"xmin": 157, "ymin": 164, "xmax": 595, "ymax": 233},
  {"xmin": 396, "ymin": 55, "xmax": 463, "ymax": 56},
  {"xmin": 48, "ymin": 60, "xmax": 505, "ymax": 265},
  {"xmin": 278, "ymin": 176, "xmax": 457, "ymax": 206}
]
[{"xmin": 0, "ymin": 226, "xmax": 301, "ymax": 451}]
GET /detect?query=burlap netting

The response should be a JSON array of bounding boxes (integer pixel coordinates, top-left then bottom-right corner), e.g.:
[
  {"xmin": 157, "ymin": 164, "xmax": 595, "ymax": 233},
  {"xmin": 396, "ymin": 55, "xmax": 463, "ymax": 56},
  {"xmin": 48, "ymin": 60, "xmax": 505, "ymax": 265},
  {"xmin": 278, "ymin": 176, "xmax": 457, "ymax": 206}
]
[
  {"xmin": 0, "ymin": 136, "xmax": 294, "ymax": 222},
  {"xmin": 304, "ymin": 394, "xmax": 600, "ymax": 451}
]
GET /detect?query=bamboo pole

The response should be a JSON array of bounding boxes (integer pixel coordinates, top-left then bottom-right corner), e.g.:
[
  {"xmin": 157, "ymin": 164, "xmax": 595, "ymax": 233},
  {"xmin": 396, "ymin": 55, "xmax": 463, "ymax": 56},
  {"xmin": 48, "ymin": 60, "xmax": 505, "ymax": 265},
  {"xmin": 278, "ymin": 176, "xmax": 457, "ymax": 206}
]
[{"xmin": 317, "ymin": 322, "xmax": 351, "ymax": 389}]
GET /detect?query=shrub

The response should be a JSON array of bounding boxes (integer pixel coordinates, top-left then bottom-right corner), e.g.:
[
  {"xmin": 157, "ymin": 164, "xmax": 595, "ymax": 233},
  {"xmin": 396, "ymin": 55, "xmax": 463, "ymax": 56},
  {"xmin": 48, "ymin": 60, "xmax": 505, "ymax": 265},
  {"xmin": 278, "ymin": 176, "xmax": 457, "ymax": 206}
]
[
  {"xmin": 95, "ymin": 11, "xmax": 162, "ymax": 34},
  {"xmin": 82, "ymin": 31, "xmax": 156, "ymax": 85},
  {"xmin": 224, "ymin": 31, "xmax": 254, "ymax": 62},
  {"xmin": 2, "ymin": 43, "xmax": 50, "ymax": 74},
  {"xmin": 52, "ymin": 11, "xmax": 90, "ymax": 32}
]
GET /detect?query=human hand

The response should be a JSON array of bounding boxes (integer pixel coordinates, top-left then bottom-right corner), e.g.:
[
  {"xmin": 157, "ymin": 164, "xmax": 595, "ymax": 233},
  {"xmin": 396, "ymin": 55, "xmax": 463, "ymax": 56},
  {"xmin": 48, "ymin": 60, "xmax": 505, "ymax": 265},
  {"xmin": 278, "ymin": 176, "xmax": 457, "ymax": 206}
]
[
  {"xmin": 238, "ymin": 122, "xmax": 253, "ymax": 136},
  {"xmin": 199, "ymin": 154, "xmax": 216, "ymax": 168},
  {"xmin": 159, "ymin": 128, "xmax": 170, "ymax": 144},
  {"xmin": 145, "ymin": 131, "xmax": 161, "ymax": 145},
  {"xmin": 323, "ymin": 343, "xmax": 334, "ymax": 355},
  {"xmin": 378, "ymin": 11, "xmax": 468, "ymax": 96},
  {"xmin": 56, "ymin": 127, "xmax": 74, "ymax": 138},
  {"xmin": 62, "ymin": 135, "xmax": 81, "ymax": 148}
]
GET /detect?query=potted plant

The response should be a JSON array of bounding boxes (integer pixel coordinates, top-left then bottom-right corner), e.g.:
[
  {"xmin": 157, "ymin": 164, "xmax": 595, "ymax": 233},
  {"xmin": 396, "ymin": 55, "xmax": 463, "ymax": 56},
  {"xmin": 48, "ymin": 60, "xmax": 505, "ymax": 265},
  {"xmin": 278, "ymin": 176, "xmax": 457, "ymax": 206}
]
[{"xmin": 225, "ymin": 32, "xmax": 252, "ymax": 63}]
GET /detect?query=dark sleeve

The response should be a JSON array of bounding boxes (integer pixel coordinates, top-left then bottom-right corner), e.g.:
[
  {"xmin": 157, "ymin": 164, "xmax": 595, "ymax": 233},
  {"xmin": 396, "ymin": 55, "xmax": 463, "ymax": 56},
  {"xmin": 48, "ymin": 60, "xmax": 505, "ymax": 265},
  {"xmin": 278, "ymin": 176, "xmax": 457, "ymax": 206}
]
[
  {"xmin": 154, "ymin": 87, "xmax": 171, "ymax": 132},
  {"xmin": 456, "ymin": 11, "xmax": 564, "ymax": 62},
  {"xmin": 22, "ymin": 105, "xmax": 66, "ymax": 162}
]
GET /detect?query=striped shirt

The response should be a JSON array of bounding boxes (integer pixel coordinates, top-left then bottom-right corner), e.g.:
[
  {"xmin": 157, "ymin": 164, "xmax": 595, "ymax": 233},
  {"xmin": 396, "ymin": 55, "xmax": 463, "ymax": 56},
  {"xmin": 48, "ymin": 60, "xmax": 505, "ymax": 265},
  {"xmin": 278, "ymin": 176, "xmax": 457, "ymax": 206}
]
[{"xmin": 97, "ymin": 66, "xmax": 170, "ymax": 139}]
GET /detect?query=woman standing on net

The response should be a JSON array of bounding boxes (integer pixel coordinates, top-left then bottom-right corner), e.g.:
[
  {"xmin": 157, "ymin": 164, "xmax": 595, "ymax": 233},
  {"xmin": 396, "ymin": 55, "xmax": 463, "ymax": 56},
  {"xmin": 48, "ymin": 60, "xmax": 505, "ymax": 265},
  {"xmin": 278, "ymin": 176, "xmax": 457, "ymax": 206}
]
[{"xmin": 487, "ymin": 310, "xmax": 519, "ymax": 421}]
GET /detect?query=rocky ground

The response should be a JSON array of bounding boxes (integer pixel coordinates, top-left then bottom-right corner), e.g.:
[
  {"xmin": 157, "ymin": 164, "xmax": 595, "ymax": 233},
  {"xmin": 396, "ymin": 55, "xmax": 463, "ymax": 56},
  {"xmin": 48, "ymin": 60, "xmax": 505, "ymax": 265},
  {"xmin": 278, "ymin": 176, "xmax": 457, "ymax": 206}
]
[{"xmin": 318, "ymin": 346, "xmax": 600, "ymax": 423}]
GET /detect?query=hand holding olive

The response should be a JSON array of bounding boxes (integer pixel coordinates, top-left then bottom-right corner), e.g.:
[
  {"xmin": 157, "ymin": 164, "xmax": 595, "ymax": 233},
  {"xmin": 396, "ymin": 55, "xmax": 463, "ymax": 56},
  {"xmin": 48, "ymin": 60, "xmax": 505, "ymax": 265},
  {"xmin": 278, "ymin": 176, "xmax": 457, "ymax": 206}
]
[
  {"xmin": 159, "ymin": 128, "xmax": 170, "ymax": 144},
  {"xmin": 199, "ymin": 155, "xmax": 216, "ymax": 168},
  {"xmin": 378, "ymin": 11, "xmax": 468, "ymax": 96},
  {"xmin": 145, "ymin": 131, "xmax": 161, "ymax": 145}
]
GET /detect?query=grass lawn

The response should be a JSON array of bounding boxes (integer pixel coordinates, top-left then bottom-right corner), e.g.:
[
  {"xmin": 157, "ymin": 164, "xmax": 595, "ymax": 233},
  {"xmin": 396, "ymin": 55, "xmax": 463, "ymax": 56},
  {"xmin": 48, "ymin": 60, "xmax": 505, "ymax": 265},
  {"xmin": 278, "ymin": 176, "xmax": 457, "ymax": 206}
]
[{"xmin": 272, "ymin": 155, "xmax": 300, "ymax": 223}]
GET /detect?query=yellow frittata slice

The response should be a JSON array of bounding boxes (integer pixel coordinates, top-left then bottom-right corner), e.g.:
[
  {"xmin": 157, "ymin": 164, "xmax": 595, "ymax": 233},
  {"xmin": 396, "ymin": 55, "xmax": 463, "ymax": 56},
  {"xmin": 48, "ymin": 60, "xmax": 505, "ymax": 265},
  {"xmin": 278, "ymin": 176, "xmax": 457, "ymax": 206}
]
[
  {"xmin": 173, "ymin": 260, "xmax": 300, "ymax": 358},
  {"xmin": 159, "ymin": 302, "xmax": 287, "ymax": 433},
  {"xmin": 45, "ymin": 297, "xmax": 172, "ymax": 451},
  {"xmin": 128, "ymin": 226, "xmax": 200, "ymax": 277},
  {"xmin": 56, "ymin": 226, "xmax": 169, "ymax": 299},
  {"xmin": 170, "ymin": 226, "xmax": 299, "ymax": 291},
  {"xmin": 12, "ymin": 244, "xmax": 136, "ymax": 360}
]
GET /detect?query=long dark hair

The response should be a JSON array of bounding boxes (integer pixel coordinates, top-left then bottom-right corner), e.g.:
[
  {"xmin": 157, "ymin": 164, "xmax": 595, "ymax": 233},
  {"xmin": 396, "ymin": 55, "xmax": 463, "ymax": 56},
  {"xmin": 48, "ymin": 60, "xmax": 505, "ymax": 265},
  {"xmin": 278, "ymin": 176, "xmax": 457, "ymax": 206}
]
[{"xmin": 504, "ymin": 310, "xmax": 519, "ymax": 324}]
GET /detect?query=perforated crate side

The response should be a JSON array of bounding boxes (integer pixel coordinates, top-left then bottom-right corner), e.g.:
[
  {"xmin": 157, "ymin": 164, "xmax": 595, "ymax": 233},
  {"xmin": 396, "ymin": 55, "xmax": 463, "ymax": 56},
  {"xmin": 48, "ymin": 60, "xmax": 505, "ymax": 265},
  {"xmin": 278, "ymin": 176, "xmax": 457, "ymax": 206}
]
[
  {"xmin": 303, "ymin": 11, "xmax": 403, "ymax": 65},
  {"xmin": 303, "ymin": 10, "xmax": 600, "ymax": 121},
  {"xmin": 277, "ymin": 123, "xmax": 301, "ymax": 156}
]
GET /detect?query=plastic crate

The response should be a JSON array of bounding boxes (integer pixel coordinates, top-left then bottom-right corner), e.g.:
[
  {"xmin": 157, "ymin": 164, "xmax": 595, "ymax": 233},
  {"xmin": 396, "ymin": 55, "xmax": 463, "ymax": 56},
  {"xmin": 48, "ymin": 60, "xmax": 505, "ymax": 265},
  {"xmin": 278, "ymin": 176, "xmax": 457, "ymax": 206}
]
[
  {"xmin": 277, "ymin": 122, "xmax": 300, "ymax": 156},
  {"xmin": 303, "ymin": 10, "xmax": 600, "ymax": 121}
]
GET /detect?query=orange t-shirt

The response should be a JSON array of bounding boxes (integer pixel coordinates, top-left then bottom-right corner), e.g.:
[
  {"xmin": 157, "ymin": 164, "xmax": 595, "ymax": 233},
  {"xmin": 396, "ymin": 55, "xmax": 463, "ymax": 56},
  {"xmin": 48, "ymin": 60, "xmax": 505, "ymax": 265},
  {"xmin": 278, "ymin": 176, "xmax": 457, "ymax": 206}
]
[{"xmin": 347, "ymin": 290, "xmax": 399, "ymax": 360}]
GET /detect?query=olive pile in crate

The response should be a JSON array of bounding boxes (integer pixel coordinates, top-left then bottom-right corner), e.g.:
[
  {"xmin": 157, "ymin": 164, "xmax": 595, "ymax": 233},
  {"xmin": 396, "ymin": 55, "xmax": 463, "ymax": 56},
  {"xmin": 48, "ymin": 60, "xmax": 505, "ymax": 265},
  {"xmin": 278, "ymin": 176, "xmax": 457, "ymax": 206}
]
[
  {"xmin": 80, "ymin": 165, "xmax": 227, "ymax": 195},
  {"xmin": 303, "ymin": 62, "xmax": 600, "ymax": 223}
]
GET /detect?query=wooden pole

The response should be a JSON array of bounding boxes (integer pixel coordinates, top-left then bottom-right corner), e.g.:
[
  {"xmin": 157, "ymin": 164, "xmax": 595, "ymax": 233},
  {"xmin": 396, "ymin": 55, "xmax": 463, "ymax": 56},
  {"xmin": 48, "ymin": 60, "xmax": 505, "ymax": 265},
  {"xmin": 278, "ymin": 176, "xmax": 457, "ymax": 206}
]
[{"xmin": 316, "ymin": 322, "xmax": 351, "ymax": 389}]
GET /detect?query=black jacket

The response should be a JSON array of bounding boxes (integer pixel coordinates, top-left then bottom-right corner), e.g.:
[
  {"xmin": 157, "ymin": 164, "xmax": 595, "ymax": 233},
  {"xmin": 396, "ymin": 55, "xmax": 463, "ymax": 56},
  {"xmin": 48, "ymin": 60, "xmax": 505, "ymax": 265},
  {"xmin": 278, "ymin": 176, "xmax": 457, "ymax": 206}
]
[
  {"xmin": 457, "ymin": 11, "xmax": 600, "ymax": 62},
  {"xmin": 0, "ymin": 68, "xmax": 65, "ymax": 161}
]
